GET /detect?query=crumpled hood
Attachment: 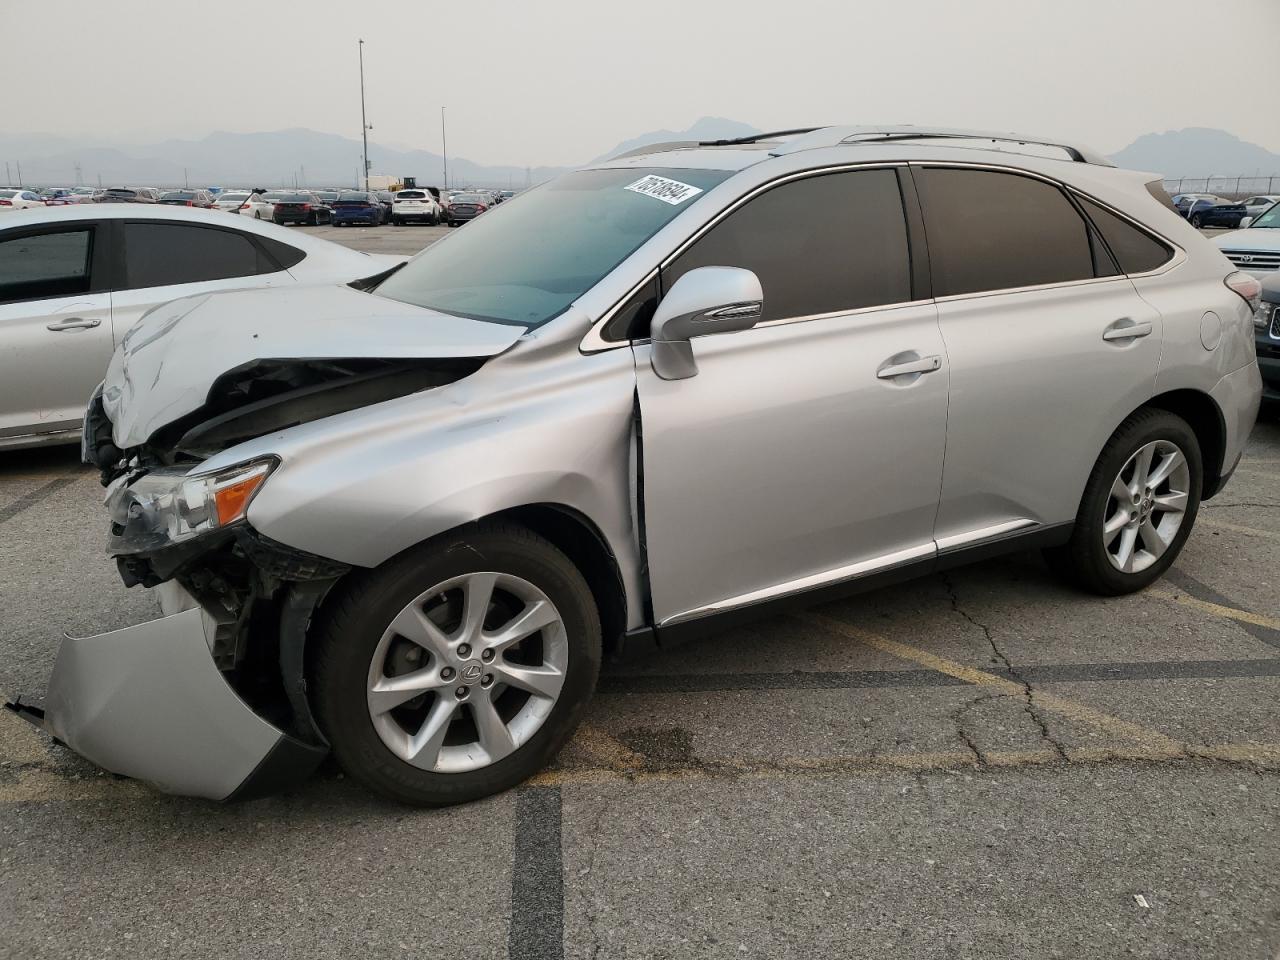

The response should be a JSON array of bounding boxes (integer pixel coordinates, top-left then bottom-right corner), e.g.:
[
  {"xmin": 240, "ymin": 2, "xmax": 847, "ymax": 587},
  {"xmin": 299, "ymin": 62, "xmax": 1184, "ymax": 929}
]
[{"xmin": 102, "ymin": 283, "xmax": 525, "ymax": 449}]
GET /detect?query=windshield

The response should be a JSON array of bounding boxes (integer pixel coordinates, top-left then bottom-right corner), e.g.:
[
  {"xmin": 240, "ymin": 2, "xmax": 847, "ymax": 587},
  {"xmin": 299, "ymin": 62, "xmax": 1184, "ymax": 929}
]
[
  {"xmin": 262, "ymin": 192, "xmax": 287, "ymax": 200},
  {"xmin": 162, "ymin": 191, "xmax": 195, "ymax": 200},
  {"xmin": 0, "ymin": 190, "xmax": 16, "ymax": 198},
  {"xmin": 398, "ymin": 191, "xmax": 427, "ymax": 199},
  {"xmin": 338, "ymin": 192, "xmax": 372, "ymax": 201},
  {"xmin": 1251, "ymin": 202, "xmax": 1280, "ymax": 228},
  {"xmin": 376, "ymin": 166, "xmax": 732, "ymax": 328},
  {"xmin": 220, "ymin": 193, "xmax": 249, "ymax": 203}
]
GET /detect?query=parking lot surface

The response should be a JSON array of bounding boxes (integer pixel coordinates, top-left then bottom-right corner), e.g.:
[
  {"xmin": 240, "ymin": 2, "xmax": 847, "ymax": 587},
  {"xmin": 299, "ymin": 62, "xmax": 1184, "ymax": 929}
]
[{"xmin": 2, "ymin": 225, "xmax": 1277, "ymax": 960}]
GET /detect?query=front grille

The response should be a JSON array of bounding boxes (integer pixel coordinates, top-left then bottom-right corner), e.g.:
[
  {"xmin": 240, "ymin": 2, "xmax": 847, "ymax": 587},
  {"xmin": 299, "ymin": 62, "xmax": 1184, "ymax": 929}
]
[{"xmin": 1225, "ymin": 249, "xmax": 1280, "ymax": 271}]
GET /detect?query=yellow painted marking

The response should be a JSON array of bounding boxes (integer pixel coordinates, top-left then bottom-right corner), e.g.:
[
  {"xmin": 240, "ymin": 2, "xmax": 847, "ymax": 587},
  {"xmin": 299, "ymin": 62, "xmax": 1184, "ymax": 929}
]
[
  {"xmin": 802, "ymin": 613, "xmax": 1183, "ymax": 752},
  {"xmin": 1146, "ymin": 587, "xmax": 1280, "ymax": 632},
  {"xmin": 1199, "ymin": 517, "xmax": 1280, "ymax": 541}
]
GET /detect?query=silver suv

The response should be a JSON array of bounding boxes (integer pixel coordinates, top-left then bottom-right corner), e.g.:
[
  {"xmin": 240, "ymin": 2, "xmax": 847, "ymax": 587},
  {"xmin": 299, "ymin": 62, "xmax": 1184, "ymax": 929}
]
[{"xmin": 13, "ymin": 126, "xmax": 1264, "ymax": 805}]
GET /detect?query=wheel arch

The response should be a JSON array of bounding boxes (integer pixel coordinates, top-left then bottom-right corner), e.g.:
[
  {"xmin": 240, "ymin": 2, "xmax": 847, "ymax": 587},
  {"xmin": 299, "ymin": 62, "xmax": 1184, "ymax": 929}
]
[
  {"xmin": 492, "ymin": 503, "xmax": 629, "ymax": 660},
  {"xmin": 309, "ymin": 502, "xmax": 631, "ymax": 663},
  {"xmin": 1142, "ymin": 388, "xmax": 1227, "ymax": 498}
]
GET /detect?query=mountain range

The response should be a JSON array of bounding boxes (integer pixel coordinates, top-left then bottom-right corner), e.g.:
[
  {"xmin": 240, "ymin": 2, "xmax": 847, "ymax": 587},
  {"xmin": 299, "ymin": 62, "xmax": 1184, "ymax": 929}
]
[{"xmin": 1, "ymin": 120, "xmax": 1276, "ymax": 189}]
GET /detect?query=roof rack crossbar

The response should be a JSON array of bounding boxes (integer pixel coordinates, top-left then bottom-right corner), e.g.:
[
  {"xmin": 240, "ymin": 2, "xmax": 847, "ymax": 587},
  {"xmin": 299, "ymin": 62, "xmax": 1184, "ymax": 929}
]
[
  {"xmin": 767, "ymin": 125, "xmax": 1114, "ymax": 167},
  {"xmin": 697, "ymin": 127, "xmax": 822, "ymax": 147}
]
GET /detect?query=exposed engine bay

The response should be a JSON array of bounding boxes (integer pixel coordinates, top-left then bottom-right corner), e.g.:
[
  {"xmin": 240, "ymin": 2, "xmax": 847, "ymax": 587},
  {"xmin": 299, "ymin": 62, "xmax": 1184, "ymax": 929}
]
[{"xmin": 85, "ymin": 355, "xmax": 484, "ymax": 483}]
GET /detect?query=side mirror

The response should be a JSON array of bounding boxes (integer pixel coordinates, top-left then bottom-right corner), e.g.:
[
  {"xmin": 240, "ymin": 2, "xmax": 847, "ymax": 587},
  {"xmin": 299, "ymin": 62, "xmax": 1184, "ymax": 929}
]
[
  {"xmin": 649, "ymin": 266, "xmax": 763, "ymax": 380},
  {"xmin": 1241, "ymin": 216, "xmax": 1254, "ymax": 228}
]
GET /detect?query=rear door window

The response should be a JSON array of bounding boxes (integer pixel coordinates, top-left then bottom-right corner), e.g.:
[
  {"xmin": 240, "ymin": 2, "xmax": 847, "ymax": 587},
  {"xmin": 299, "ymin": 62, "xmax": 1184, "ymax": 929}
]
[
  {"xmin": 915, "ymin": 167, "xmax": 1097, "ymax": 296},
  {"xmin": 0, "ymin": 228, "xmax": 95, "ymax": 303},
  {"xmin": 662, "ymin": 167, "xmax": 912, "ymax": 324},
  {"xmin": 122, "ymin": 222, "xmax": 273, "ymax": 288},
  {"xmin": 1076, "ymin": 197, "xmax": 1174, "ymax": 274}
]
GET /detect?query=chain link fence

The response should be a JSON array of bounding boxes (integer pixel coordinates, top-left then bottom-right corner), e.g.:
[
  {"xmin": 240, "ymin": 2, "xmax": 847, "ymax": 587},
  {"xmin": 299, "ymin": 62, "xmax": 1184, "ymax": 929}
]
[{"xmin": 1162, "ymin": 175, "xmax": 1280, "ymax": 199}]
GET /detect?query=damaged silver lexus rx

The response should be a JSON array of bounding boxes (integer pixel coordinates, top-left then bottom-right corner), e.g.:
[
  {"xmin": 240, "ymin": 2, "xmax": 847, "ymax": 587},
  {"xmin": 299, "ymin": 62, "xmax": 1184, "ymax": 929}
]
[{"xmin": 9, "ymin": 127, "xmax": 1263, "ymax": 804}]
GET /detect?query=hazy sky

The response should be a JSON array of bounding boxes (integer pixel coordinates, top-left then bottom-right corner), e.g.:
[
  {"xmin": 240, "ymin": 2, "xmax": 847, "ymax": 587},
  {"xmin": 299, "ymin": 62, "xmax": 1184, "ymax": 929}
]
[{"xmin": 6, "ymin": 0, "xmax": 1278, "ymax": 167}]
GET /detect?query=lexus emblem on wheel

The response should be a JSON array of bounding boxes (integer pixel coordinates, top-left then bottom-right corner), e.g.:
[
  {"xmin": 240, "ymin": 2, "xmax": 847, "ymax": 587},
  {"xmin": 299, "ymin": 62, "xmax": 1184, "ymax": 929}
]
[{"xmin": 461, "ymin": 663, "xmax": 483, "ymax": 683}]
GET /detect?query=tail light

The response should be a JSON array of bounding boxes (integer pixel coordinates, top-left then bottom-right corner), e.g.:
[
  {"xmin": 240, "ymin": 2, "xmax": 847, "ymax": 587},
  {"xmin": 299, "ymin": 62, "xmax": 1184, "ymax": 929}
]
[
  {"xmin": 239, "ymin": 203, "xmax": 250, "ymax": 210},
  {"xmin": 0, "ymin": 200, "xmax": 11, "ymax": 206},
  {"xmin": 476, "ymin": 204, "xmax": 487, "ymax": 212},
  {"xmin": 1226, "ymin": 271, "xmax": 1262, "ymax": 311},
  {"xmin": 302, "ymin": 203, "xmax": 311, "ymax": 211}
]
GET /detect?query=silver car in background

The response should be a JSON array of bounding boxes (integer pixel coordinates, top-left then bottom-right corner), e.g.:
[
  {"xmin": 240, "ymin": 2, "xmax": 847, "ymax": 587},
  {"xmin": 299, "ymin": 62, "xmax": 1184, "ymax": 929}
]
[
  {"xmin": 0, "ymin": 204, "xmax": 403, "ymax": 448},
  {"xmin": 11, "ymin": 126, "xmax": 1263, "ymax": 806}
]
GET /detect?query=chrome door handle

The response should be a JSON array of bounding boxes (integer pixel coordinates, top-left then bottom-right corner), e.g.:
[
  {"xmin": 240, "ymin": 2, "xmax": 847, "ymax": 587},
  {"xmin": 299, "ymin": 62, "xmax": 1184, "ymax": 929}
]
[
  {"xmin": 876, "ymin": 355, "xmax": 942, "ymax": 379},
  {"xmin": 1102, "ymin": 319, "xmax": 1153, "ymax": 342},
  {"xmin": 45, "ymin": 317, "xmax": 101, "ymax": 332},
  {"xmin": 46, "ymin": 317, "xmax": 101, "ymax": 331}
]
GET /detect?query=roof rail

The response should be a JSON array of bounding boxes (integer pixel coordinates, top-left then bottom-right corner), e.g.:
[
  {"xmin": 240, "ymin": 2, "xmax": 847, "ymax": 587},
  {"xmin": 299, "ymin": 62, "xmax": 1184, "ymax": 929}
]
[
  {"xmin": 767, "ymin": 125, "xmax": 1114, "ymax": 167},
  {"xmin": 697, "ymin": 127, "xmax": 822, "ymax": 147},
  {"xmin": 609, "ymin": 129, "xmax": 823, "ymax": 161},
  {"xmin": 610, "ymin": 140, "xmax": 700, "ymax": 160}
]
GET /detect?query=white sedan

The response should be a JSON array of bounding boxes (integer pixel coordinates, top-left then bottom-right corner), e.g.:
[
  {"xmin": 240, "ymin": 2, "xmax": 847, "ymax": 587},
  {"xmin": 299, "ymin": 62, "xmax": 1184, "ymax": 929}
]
[
  {"xmin": 1241, "ymin": 195, "xmax": 1280, "ymax": 220},
  {"xmin": 239, "ymin": 191, "xmax": 289, "ymax": 220},
  {"xmin": 214, "ymin": 191, "xmax": 252, "ymax": 213},
  {"xmin": 0, "ymin": 189, "xmax": 46, "ymax": 211},
  {"xmin": 0, "ymin": 204, "xmax": 406, "ymax": 449}
]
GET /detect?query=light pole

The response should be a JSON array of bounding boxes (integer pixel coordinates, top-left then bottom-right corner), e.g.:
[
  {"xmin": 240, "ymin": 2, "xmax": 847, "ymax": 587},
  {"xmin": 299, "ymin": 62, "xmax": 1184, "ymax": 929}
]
[
  {"xmin": 358, "ymin": 39, "xmax": 371, "ymax": 191},
  {"xmin": 441, "ymin": 106, "xmax": 448, "ymax": 190}
]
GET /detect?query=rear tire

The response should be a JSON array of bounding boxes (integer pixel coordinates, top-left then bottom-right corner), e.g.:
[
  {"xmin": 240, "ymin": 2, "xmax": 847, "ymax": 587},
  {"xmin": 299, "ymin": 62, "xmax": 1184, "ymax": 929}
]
[
  {"xmin": 1190, "ymin": 213, "xmax": 1204, "ymax": 228},
  {"xmin": 1044, "ymin": 408, "xmax": 1202, "ymax": 595},
  {"xmin": 312, "ymin": 522, "xmax": 601, "ymax": 806}
]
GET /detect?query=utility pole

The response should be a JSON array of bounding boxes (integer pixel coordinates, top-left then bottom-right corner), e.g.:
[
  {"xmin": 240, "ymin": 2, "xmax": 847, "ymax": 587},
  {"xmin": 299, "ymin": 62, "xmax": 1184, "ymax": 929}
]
[
  {"xmin": 358, "ymin": 39, "xmax": 370, "ymax": 192},
  {"xmin": 300, "ymin": 165, "xmax": 305, "ymax": 187},
  {"xmin": 15, "ymin": 161, "xmax": 22, "ymax": 187},
  {"xmin": 74, "ymin": 162, "xmax": 82, "ymax": 186},
  {"xmin": 184, "ymin": 167, "xmax": 189, "ymax": 188},
  {"xmin": 4, "ymin": 162, "xmax": 9, "ymax": 186},
  {"xmin": 441, "ymin": 106, "xmax": 448, "ymax": 190}
]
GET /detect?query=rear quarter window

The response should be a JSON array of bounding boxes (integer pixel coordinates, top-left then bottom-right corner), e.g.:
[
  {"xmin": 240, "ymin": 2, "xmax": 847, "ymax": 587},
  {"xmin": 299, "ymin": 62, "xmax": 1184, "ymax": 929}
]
[{"xmin": 1076, "ymin": 197, "xmax": 1174, "ymax": 275}]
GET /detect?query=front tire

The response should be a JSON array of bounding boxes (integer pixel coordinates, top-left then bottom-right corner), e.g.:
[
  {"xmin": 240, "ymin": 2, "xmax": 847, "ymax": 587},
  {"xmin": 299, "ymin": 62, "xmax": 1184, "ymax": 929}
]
[
  {"xmin": 1190, "ymin": 213, "xmax": 1204, "ymax": 228},
  {"xmin": 1045, "ymin": 409, "xmax": 1201, "ymax": 595},
  {"xmin": 312, "ymin": 522, "xmax": 601, "ymax": 806}
]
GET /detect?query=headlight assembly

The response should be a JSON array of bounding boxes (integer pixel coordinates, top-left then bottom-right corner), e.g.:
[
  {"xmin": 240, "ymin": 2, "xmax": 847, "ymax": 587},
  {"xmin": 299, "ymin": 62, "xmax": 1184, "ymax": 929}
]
[{"xmin": 106, "ymin": 459, "xmax": 276, "ymax": 555}]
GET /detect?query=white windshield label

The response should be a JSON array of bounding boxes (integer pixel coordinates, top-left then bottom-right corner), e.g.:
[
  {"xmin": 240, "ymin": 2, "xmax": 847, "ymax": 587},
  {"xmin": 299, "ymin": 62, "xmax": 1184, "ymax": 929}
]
[{"xmin": 624, "ymin": 174, "xmax": 703, "ymax": 205}]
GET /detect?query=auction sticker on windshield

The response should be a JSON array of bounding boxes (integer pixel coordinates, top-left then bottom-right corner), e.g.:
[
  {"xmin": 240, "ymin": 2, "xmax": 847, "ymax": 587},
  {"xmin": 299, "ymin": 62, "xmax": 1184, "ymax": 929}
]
[{"xmin": 625, "ymin": 175, "xmax": 704, "ymax": 205}]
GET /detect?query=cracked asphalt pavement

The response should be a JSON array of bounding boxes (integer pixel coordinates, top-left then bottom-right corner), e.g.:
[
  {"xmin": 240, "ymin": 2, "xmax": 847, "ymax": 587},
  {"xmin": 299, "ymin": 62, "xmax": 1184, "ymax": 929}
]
[{"xmin": 1, "ymin": 227, "xmax": 1278, "ymax": 959}]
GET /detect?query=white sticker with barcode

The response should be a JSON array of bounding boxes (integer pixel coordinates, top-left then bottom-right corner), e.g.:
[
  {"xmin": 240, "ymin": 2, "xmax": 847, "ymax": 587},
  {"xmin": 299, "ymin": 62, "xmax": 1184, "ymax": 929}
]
[{"xmin": 624, "ymin": 174, "xmax": 703, "ymax": 205}]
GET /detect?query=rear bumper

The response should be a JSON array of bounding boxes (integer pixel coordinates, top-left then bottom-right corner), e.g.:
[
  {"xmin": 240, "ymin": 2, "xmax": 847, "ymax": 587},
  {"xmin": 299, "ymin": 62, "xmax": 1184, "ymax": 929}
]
[
  {"xmin": 333, "ymin": 211, "xmax": 381, "ymax": 223},
  {"xmin": 6, "ymin": 593, "xmax": 326, "ymax": 801},
  {"xmin": 1206, "ymin": 360, "xmax": 1263, "ymax": 498}
]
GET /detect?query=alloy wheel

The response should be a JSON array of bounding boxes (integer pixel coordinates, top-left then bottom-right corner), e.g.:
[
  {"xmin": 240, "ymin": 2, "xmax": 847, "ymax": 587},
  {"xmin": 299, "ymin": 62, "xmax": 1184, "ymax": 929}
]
[
  {"xmin": 366, "ymin": 571, "xmax": 568, "ymax": 773},
  {"xmin": 1102, "ymin": 439, "xmax": 1191, "ymax": 573}
]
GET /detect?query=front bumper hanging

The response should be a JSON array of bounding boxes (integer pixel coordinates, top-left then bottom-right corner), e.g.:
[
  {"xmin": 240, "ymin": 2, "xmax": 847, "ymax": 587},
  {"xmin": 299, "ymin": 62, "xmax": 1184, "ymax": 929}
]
[{"xmin": 6, "ymin": 601, "xmax": 326, "ymax": 802}]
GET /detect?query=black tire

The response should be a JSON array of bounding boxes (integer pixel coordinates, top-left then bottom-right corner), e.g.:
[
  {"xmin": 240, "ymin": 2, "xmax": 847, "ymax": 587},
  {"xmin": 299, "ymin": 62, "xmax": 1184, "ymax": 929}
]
[
  {"xmin": 1190, "ymin": 213, "xmax": 1204, "ymax": 228},
  {"xmin": 311, "ymin": 522, "xmax": 601, "ymax": 806},
  {"xmin": 391, "ymin": 218, "xmax": 402, "ymax": 226},
  {"xmin": 1044, "ymin": 408, "xmax": 1202, "ymax": 596}
]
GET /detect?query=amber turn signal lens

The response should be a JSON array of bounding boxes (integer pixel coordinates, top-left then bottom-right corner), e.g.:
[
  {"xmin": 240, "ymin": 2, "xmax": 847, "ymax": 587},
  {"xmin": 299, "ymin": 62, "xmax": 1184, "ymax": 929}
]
[{"xmin": 213, "ymin": 469, "xmax": 270, "ymax": 526}]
